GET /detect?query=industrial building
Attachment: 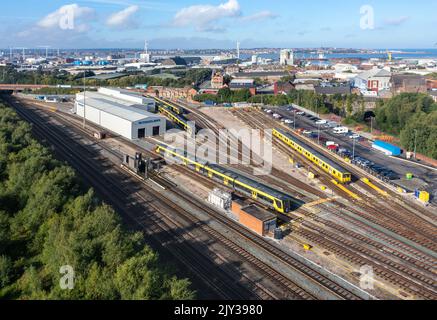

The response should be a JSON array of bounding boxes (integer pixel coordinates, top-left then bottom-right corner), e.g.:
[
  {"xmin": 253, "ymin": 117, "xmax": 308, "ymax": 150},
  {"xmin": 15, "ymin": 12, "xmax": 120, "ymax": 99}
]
[
  {"xmin": 74, "ymin": 88, "xmax": 166, "ymax": 140},
  {"xmin": 231, "ymin": 200, "xmax": 277, "ymax": 237}
]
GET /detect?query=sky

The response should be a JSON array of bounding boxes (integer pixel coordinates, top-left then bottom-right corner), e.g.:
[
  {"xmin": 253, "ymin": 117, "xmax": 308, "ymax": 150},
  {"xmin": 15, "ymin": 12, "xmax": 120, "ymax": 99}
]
[{"xmin": 1, "ymin": 0, "xmax": 436, "ymax": 49}]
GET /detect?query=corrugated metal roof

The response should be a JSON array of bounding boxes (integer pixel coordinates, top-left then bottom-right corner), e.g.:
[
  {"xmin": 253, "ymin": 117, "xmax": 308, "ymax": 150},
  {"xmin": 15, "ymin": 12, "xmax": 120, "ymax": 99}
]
[{"xmin": 76, "ymin": 92, "xmax": 162, "ymax": 122}]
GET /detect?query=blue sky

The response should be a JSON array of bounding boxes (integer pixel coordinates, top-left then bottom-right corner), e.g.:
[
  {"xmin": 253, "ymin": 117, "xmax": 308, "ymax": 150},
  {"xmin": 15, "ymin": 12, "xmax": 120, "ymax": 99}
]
[{"xmin": 1, "ymin": 0, "xmax": 436, "ymax": 49}]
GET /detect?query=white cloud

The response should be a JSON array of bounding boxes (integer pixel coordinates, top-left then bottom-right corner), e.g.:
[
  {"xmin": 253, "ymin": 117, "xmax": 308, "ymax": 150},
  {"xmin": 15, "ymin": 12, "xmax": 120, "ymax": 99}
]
[
  {"xmin": 173, "ymin": 0, "xmax": 241, "ymax": 32},
  {"xmin": 106, "ymin": 5, "xmax": 140, "ymax": 28},
  {"xmin": 37, "ymin": 4, "xmax": 95, "ymax": 30},
  {"xmin": 384, "ymin": 16, "xmax": 410, "ymax": 26},
  {"xmin": 240, "ymin": 11, "xmax": 278, "ymax": 22}
]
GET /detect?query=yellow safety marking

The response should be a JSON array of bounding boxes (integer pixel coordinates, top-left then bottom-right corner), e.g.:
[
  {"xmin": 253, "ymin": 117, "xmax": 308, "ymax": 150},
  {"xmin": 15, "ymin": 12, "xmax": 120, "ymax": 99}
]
[
  {"xmin": 303, "ymin": 197, "xmax": 335, "ymax": 208},
  {"xmin": 361, "ymin": 178, "xmax": 388, "ymax": 196},
  {"xmin": 331, "ymin": 179, "xmax": 361, "ymax": 200}
]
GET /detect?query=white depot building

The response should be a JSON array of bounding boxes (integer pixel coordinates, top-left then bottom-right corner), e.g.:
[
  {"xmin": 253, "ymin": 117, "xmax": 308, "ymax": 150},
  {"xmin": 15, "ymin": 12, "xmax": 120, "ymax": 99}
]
[{"xmin": 74, "ymin": 88, "xmax": 166, "ymax": 140}]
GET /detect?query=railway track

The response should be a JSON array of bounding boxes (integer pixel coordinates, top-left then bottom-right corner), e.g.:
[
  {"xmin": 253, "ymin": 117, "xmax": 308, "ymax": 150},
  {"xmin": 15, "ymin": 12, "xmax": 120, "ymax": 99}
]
[
  {"xmin": 9, "ymin": 97, "xmax": 373, "ymax": 300},
  {"xmin": 234, "ymin": 109, "xmax": 437, "ymax": 243},
  {"xmin": 161, "ymin": 103, "xmax": 437, "ymax": 298},
  {"xmin": 231, "ymin": 108, "xmax": 437, "ymax": 297},
  {"xmin": 7, "ymin": 98, "xmax": 281, "ymax": 300}
]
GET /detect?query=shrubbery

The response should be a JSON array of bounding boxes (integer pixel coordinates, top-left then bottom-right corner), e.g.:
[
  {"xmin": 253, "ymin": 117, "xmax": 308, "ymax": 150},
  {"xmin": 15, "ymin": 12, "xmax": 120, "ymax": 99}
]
[{"xmin": 0, "ymin": 101, "xmax": 195, "ymax": 300}]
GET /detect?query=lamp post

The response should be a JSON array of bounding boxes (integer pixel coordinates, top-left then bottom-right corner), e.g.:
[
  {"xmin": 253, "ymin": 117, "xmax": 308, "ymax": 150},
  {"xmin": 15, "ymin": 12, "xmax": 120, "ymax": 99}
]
[
  {"xmin": 352, "ymin": 137, "xmax": 356, "ymax": 161},
  {"xmin": 293, "ymin": 110, "xmax": 296, "ymax": 130},
  {"xmin": 82, "ymin": 70, "xmax": 86, "ymax": 129},
  {"xmin": 318, "ymin": 123, "xmax": 321, "ymax": 144},
  {"xmin": 414, "ymin": 129, "xmax": 418, "ymax": 159}
]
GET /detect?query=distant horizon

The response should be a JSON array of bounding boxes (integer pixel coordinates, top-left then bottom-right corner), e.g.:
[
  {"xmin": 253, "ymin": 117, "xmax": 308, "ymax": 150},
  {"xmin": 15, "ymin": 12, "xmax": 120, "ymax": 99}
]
[
  {"xmin": 2, "ymin": 47, "xmax": 437, "ymax": 52},
  {"xmin": 1, "ymin": 1, "xmax": 435, "ymax": 49}
]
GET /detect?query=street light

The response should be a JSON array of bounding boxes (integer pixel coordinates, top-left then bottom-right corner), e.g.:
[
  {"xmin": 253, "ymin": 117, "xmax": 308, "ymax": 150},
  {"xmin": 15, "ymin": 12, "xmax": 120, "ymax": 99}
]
[
  {"xmin": 82, "ymin": 70, "xmax": 86, "ymax": 129},
  {"xmin": 293, "ymin": 110, "xmax": 296, "ymax": 130},
  {"xmin": 352, "ymin": 137, "xmax": 356, "ymax": 161},
  {"xmin": 318, "ymin": 123, "xmax": 321, "ymax": 144},
  {"xmin": 414, "ymin": 129, "xmax": 418, "ymax": 159}
]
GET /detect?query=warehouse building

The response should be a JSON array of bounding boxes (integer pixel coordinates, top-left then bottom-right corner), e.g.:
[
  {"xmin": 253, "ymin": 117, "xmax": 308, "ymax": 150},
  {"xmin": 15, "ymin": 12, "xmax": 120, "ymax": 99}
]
[{"xmin": 74, "ymin": 88, "xmax": 165, "ymax": 140}]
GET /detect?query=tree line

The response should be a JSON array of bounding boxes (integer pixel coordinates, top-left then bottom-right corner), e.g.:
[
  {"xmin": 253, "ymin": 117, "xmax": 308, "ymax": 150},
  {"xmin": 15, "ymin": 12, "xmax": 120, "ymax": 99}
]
[
  {"xmin": 374, "ymin": 93, "xmax": 437, "ymax": 159},
  {"xmin": 0, "ymin": 66, "xmax": 211, "ymax": 89},
  {"xmin": 0, "ymin": 101, "xmax": 195, "ymax": 299}
]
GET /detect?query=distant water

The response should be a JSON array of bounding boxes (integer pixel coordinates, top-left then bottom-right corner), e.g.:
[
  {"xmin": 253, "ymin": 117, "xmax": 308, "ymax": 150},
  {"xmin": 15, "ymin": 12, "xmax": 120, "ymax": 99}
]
[{"xmin": 241, "ymin": 49, "xmax": 437, "ymax": 62}]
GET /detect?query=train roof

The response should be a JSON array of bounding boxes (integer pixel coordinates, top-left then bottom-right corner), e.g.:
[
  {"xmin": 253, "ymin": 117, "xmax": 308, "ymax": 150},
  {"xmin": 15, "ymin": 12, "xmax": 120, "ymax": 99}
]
[
  {"xmin": 159, "ymin": 145, "xmax": 295, "ymax": 201},
  {"xmin": 275, "ymin": 128, "xmax": 349, "ymax": 173}
]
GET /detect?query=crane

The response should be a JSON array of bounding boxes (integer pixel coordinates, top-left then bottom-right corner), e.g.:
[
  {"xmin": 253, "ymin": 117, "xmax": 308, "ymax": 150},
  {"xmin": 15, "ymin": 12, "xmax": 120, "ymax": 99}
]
[
  {"xmin": 38, "ymin": 45, "xmax": 51, "ymax": 59},
  {"xmin": 386, "ymin": 50, "xmax": 393, "ymax": 62},
  {"xmin": 14, "ymin": 47, "xmax": 27, "ymax": 61}
]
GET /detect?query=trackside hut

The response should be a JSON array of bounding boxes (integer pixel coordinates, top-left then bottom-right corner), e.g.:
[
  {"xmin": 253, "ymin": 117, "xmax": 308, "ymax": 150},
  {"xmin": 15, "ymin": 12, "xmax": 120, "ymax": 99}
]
[{"xmin": 75, "ymin": 92, "xmax": 166, "ymax": 140}]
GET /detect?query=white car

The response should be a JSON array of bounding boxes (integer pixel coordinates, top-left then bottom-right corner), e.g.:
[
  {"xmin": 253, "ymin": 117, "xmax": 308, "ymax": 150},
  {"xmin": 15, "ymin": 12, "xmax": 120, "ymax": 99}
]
[
  {"xmin": 284, "ymin": 119, "xmax": 294, "ymax": 124},
  {"xmin": 273, "ymin": 113, "xmax": 282, "ymax": 119},
  {"xmin": 296, "ymin": 111, "xmax": 305, "ymax": 115},
  {"xmin": 266, "ymin": 109, "xmax": 273, "ymax": 114},
  {"xmin": 303, "ymin": 130, "xmax": 312, "ymax": 135},
  {"xmin": 315, "ymin": 120, "xmax": 328, "ymax": 125},
  {"xmin": 350, "ymin": 134, "xmax": 360, "ymax": 139}
]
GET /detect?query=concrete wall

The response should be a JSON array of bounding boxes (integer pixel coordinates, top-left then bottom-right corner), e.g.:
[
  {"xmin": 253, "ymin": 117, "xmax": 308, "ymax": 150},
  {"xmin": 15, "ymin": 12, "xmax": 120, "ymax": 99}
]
[{"xmin": 75, "ymin": 102, "xmax": 133, "ymax": 139}]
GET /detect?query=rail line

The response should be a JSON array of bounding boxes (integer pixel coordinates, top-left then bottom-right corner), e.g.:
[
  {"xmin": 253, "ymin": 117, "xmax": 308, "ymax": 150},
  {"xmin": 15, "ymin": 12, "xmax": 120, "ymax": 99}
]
[{"xmin": 11, "ymin": 97, "xmax": 372, "ymax": 300}]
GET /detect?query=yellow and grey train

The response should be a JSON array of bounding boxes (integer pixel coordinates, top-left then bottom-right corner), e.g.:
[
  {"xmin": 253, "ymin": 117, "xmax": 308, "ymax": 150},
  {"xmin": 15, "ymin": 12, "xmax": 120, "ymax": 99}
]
[
  {"xmin": 153, "ymin": 96, "xmax": 185, "ymax": 115},
  {"xmin": 273, "ymin": 128, "xmax": 352, "ymax": 183},
  {"xmin": 155, "ymin": 144, "xmax": 297, "ymax": 213},
  {"xmin": 157, "ymin": 105, "xmax": 196, "ymax": 136}
]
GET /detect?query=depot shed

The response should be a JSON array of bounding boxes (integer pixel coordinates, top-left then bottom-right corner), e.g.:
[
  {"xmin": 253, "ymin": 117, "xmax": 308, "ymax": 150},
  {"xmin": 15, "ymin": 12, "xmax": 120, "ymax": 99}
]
[
  {"xmin": 75, "ymin": 91, "xmax": 166, "ymax": 140},
  {"xmin": 231, "ymin": 201, "xmax": 277, "ymax": 236}
]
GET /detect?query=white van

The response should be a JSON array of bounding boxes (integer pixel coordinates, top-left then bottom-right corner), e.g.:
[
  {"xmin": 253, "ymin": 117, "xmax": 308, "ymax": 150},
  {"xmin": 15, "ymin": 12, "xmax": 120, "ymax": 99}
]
[{"xmin": 333, "ymin": 127, "xmax": 349, "ymax": 134}]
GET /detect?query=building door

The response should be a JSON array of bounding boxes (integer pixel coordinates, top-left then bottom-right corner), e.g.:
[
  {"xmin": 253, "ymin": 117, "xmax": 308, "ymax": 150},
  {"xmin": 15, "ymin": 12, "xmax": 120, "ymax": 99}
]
[
  {"xmin": 138, "ymin": 128, "xmax": 145, "ymax": 139},
  {"xmin": 152, "ymin": 126, "xmax": 160, "ymax": 136}
]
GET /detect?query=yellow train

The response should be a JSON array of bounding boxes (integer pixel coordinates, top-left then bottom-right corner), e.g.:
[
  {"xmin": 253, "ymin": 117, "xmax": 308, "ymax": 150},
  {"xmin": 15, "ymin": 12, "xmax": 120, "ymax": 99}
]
[
  {"xmin": 157, "ymin": 105, "xmax": 195, "ymax": 136},
  {"xmin": 155, "ymin": 144, "xmax": 298, "ymax": 213},
  {"xmin": 273, "ymin": 128, "xmax": 352, "ymax": 183},
  {"xmin": 153, "ymin": 96, "xmax": 185, "ymax": 115}
]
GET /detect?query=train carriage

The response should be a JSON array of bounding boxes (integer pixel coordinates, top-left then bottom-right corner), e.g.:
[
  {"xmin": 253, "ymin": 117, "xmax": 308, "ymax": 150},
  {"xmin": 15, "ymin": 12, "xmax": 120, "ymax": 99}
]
[
  {"xmin": 155, "ymin": 144, "xmax": 295, "ymax": 213},
  {"xmin": 273, "ymin": 128, "xmax": 352, "ymax": 183}
]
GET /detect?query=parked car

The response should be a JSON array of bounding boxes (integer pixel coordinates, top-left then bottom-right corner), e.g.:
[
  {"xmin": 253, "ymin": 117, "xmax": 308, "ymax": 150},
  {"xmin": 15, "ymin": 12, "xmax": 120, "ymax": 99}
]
[
  {"xmin": 296, "ymin": 111, "xmax": 305, "ymax": 115},
  {"xmin": 303, "ymin": 130, "xmax": 313, "ymax": 135},
  {"xmin": 284, "ymin": 119, "xmax": 294, "ymax": 124},
  {"xmin": 315, "ymin": 120, "xmax": 328, "ymax": 125},
  {"xmin": 350, "ymin": 134, "xmax": 361, "ymax": 139}
]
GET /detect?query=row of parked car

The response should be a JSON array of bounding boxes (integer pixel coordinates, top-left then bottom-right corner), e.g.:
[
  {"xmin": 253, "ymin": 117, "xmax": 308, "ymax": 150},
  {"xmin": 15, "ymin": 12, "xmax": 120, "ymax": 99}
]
[
  {"xmin": 263, "ymin": 108, "xmax": 294, "ymax": 124},
  {"xmin": 352, "ymin": 156, "xmax": 399, "ymax": 180},
  {"xmin": 266, "ymin": 105, "xmax": 399, "ymax": 181}
]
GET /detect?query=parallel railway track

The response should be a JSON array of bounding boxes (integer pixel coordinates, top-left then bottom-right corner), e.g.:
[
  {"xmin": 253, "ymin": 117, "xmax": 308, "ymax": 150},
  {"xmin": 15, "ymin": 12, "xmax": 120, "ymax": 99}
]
[{"xmin": 8, "ymin": 97, "xmax": 374, "ymax": 300}]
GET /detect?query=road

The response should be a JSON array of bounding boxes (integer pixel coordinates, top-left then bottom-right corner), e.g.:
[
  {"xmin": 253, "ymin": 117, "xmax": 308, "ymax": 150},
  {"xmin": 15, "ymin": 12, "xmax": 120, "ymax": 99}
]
[{"xmin": 273, "ymin": 106, "xmax": 437, "ymax": 202}]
